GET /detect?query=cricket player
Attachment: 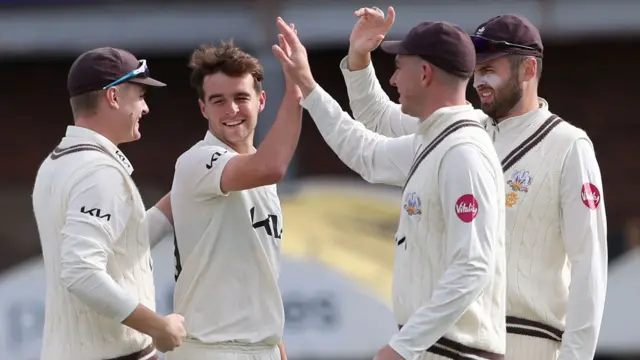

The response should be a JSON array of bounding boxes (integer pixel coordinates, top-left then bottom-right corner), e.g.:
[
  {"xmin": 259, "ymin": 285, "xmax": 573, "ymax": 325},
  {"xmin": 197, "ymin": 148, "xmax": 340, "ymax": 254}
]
[
  {"xmin": 273, "ymin": 17, "xmax": 506, "ymax": 360},
  {"xmin": 167, "ymin": 39, "xmax": 302, "ymax": 360},
  {"xmin": 340, "ymin": 8, "xmax": 608, "ymax": 360},
  {"xmin": 32, "ymin": 47, "xmax": 186, "ymax": 360}
]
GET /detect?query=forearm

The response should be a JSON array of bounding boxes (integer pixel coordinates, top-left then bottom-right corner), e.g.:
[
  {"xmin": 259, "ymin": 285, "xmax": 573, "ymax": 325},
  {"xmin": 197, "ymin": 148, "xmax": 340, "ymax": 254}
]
[
  {"xmin": 278, "ymin": 341, "xmax": 287, "ymax": 360},
  {"xmin": 300, "ymin": 84, "xmax": 412, "ymax": 186},
  {"xmin": 147, "ymin": 203, "xmax": 173, "ymax": 248},
  {"xmin": 122, "ymin": 304, "xmax": 169, "ymax": 338},
  {"xmin": 390, "ymin": 267, "xmax": 490, "ymax": 359},
  {"xmin": 254, "ymin": 89, "xmax": 303, "ymax": 175},
  {"xmin": 558, "ymin": 260, "xmax": 606, "ymax": 360},
  {"xmin": 347, "ymin": 47, "xmax": 371, "ymax": 71},
  {"xmin": 61, "ymin": 266, "xmax": 139, "ymax": 323}
]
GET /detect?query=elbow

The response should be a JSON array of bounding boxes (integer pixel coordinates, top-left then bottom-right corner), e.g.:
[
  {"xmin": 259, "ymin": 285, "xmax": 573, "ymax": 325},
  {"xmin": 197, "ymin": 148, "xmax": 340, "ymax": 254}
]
[
  {"xmin": 467, "ymin": 260, "xmax": 492, "ymax": 293},
  {"xmin": 60, "ymin": 258, "xmax": 94, "ymax": 293},
  {"xmin": 262, "ymin": 165, "xmax": 287, "ymax": 185},
  {"xmin": 60, "ymin": 261, "xmax": 78, "ymax": 292}
]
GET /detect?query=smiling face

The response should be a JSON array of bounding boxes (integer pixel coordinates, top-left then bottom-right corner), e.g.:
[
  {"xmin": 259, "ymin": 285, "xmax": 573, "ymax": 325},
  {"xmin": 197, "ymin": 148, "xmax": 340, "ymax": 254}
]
[
  {"xmin": 389, "ymin": 55, "xmax": 432, "ymax": 118},
  {"xmin": 199, "ymin": 72, "xmax": 265, "ymax": 147},
  {"xmin": 105, "ymin": 82, "xmax": 149, "ymax": 144},
  {"xmin": 473, "ymin": 56, "xmax": 523, "ymax": 121}
]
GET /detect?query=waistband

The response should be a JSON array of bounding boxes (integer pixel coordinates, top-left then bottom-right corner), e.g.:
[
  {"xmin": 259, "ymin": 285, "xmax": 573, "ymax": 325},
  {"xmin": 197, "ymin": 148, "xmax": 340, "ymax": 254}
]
[
  {"xmin": 183, "ymin": 339, "xmax": 277, "ymax": 353},
  {"xmin": 106, "ymin": 345, "xmax": 157, "ymax": 360},
  {"xmin": 398, "ymin": 325, "xmax": 504, "ymax": 360},
  {"xmin": 506, "ymin": 316, "xmax": 563, "ymax": 342}
]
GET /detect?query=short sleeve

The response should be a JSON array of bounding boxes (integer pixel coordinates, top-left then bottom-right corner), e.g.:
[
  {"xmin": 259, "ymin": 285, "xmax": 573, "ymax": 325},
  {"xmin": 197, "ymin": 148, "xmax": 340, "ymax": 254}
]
[{"xmin": 176, "ymin": 145, "xmax": 237, "ymax": 200}]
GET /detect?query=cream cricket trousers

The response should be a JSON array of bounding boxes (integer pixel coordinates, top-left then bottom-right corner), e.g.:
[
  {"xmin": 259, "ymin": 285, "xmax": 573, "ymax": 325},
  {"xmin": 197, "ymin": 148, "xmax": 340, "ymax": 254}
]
[
  {"xmin": 506, "ymin": 333, "xmax": 560, "ymax": 360},
  {"xmin": 165, "ymin": 341, "xmax": 280, "ymax": 360}
]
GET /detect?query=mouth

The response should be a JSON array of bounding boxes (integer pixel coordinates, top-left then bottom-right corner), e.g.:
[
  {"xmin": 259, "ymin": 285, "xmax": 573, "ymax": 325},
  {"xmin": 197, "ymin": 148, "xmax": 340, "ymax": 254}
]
[
  {"xmin": 223, "ymin": 119, "xmax": 246, "ymax": 127},
  {"xmin": 477, "ymin": 88, "xmax": 494, "ymax": 103}
]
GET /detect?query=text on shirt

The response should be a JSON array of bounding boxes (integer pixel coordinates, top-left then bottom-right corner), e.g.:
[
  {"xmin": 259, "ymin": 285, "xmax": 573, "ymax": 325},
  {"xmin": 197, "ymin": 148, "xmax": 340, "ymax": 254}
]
[{"xmin": 455, "ymin": 194, "xmax": 478, "ymax": 223}]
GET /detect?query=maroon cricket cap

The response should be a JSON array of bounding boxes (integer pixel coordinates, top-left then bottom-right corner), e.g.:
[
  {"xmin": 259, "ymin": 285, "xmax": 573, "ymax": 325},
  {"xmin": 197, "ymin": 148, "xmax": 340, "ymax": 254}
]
[
  {"xmin": 67, "ymin": 47, "xmax": 166, "ymax": 97},
  {"xmin": 471, "ymin": 14, "xmax": 544, "ymax": 64},
  {"xmin": 380, "ymin": 21, "xmax": 476, "ymax": 78}
]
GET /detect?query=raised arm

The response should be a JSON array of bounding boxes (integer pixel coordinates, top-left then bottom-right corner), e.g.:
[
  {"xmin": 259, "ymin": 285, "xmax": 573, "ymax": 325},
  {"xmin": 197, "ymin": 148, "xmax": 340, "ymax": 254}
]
[
  {"xmin": 273, "ymin": 17, "xmax": 414, "ymax": 187},
  {"xmin": 176, "ymin": 89, "xmax": 302, "ymax": 201},
  {"xmin": 389, "ymin": 144, "xmax": 502, "ymax": 359},
  {"xmin": 343, "ymin": 6, "xmax": 419, "ymax": 137},
  {"xmin": 301, "ymin": 83, "xmax": 414, "ymax": 186},
  {"xmin": 557, "ymin": 138, "xmax": 607, "ymax": 360}
]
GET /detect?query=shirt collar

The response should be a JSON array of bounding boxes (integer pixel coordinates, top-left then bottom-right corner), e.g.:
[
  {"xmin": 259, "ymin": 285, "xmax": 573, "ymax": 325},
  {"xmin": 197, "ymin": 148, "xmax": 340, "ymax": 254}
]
[
  {"xmin": 203, "ymin": 131, "xmax": 255, "ymax": 153},
  {"xmin": 65, "ymin": 126, "xmax": 134, "ymax": 174},
  {"xmin": 418, "ymin": 103, "xmax": 476, "ymax": 133},
  {"xmin": 490, "ymin": 97, "xmax": 551, "ymax": 132}
]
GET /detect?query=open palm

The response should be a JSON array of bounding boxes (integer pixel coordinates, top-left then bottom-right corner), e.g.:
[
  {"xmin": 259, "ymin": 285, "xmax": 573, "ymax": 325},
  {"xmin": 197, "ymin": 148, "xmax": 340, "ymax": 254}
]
[{"xmin": 349, "ymin": 6, "xmax": 396, "ymax": 55}]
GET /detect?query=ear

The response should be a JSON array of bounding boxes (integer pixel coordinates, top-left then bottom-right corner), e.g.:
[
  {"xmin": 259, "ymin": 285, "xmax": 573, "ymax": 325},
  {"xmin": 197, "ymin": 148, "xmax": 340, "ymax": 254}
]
[
  {"xmin": 258, "ymin": 90, "xmax": 267, "ymax": 113},
  {"xmin": 198, "ymin": 98, "xmax": 208, "ymax": 120},
  {"xmin": 421, "ymin": 62, "xmax": 434, "ymax": 87},
  {"xmin": 105, "ymin": 87, "xmax": 120, "ymax": 109},
  {"xmin": 522, "ymin": 57, "xmax": 537, "ymax": 82}
]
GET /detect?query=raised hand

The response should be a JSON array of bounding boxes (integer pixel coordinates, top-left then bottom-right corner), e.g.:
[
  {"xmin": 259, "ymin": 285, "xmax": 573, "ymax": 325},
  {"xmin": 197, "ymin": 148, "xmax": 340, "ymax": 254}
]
[
  {"xmin": 349, "ymin": 6, "xmax": 396, "ymax": 56},
  {"xmin": 277, "ymin": 22, "xmax": 302, "ymax": 98},
  {"xmin": 272, "ymin": 17, "xmax": 317, "ymax": 97}
]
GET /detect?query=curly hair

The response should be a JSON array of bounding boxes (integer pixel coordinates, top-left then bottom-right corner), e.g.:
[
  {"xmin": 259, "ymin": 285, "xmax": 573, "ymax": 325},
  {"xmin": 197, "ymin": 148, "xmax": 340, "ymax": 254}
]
[{"xmin": 188, "ymin": 41, "xmax": 264, "ymax": 99}]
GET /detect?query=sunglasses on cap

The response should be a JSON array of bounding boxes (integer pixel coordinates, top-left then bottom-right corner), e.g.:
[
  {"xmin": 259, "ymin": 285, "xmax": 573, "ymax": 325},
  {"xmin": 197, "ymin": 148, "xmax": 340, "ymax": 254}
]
[
  {"xmin": 471, "ymin": 36, "xmax": 539, "ymax": 53},
  {"xmin": 103, "ymin": 59, "xmax": 149, "ymax": 89}
]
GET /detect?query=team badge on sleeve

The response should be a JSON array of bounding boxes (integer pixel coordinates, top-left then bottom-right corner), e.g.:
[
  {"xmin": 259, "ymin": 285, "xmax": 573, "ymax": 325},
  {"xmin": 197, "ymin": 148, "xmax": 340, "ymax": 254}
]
[
  {"xmin": 455, "ymin": 194, "xmax": 478, "ymax": 222},
  {"xmin": 581, "ymin": 183, "xmax": 601, "ymax": 210}
]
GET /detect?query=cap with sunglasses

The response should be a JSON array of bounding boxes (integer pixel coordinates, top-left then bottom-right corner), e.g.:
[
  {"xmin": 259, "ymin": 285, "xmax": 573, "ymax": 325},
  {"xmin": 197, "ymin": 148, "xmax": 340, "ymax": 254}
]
[
  {"xmin": 471, "ymin": 14, "xmax": 543, "ymax": 64},
  {"xmin": 67, "ymin": 47, "xmax": 166, "ymax": 97},
  {"xmin": 380, "ymin": 21, "xmax": 476, "ymax": 78}
]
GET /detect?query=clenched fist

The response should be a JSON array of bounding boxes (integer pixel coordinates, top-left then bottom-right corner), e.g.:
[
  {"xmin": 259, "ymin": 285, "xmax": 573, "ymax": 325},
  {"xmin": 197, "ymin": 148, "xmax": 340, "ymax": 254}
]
[{"xmin": 152, "ymin": 313, "xmax": 186, "ymax": 353}]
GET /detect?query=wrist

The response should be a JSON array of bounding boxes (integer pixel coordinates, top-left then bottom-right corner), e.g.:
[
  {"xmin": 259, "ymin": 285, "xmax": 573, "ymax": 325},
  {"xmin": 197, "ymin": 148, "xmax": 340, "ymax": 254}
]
[
  {"xmin": 298, "ymin": 76, "xmax": 318, "ymax": 99},
  {"xmin": 347, "ymin": 47, "xmax": 371, "ymax": 71}
]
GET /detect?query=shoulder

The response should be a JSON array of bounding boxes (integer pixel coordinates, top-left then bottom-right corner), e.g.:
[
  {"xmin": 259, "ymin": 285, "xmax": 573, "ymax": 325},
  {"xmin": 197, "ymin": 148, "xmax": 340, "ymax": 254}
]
[
  {"xmin": 177, "ymin": 143, "xmax": 231, "ymax": 168},
  {"xmin": 75, "ymin": 164, "xmax": 127, "ymax": 187},
  {"xmin": 548, "ymin": 115, "xmax": 591, "ymax": 143}
]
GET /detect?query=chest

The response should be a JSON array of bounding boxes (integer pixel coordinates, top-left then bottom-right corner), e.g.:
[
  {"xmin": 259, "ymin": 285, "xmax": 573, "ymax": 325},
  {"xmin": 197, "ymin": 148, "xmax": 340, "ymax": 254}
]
[
  {"xmin": 396, "ymin": 149, "xmax": 445, "ymax": 246},
  {"xmin": 242, "ymin": 185, "xmax": 284, "ymax": 242}
]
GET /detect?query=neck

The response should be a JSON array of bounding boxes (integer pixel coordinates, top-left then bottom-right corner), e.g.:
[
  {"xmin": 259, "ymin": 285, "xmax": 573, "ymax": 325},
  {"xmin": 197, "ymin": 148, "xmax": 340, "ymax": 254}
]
[
  {"xmin": 74, "ymin": 117, "xmax": 120, "ymax": 146},
  {"xmin": 211, "ymin": 129, "xmax": 255, "ymax": 154},
  {"xmin": 417, "ymin": 89, "xmax": 467, "ymax": 121}
]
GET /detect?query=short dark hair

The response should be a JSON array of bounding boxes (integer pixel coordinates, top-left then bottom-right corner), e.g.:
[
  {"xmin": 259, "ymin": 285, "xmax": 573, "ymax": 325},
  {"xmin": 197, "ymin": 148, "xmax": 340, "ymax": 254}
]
[
  {"xmin": 69, "ymin": 90, "xmax": 101, "ymax": 118},
  {"xmin": 188, "ymin": 41, "xmax": 264, "ymax": 100},
  {"xmin": 508, "ymin": 55, "xmax": 543, "ymax": 80}
]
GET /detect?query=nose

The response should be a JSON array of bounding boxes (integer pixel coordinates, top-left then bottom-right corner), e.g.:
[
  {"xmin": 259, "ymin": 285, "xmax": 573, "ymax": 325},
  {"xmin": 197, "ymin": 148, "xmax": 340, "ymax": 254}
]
[
  {"xmin": 226, "ymin": 101, "xmax": 239, "ymax": 116},
  {"xmin": 142, "ymin": 100, "xmax": 149, "ymax": 115},
  {"xmin": 389, "ymin": 72, "xmax": 397, "ymax": 87}
]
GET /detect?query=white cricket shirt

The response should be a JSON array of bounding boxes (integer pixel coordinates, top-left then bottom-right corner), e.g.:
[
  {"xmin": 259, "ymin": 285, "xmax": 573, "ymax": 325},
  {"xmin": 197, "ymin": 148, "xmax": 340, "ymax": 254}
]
[
  {"xmin": 171, "ymin": 131, "xmax": 284, "ymax": 346},
  {"xmin": 301, "ymin": 85, "xmax": 507, "ymax": 360},
  {"xmin": 32, "ymin": 126, "xmax": 171, "ymax": 360}
]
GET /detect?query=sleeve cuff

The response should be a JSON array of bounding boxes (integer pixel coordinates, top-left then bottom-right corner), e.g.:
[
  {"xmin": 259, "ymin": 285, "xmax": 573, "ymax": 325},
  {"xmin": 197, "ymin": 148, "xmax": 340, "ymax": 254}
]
[
  {"xmin": 113, "ymin": 295, "xmax": 139, "ymax": 323},
  {"xmin": 339, "ymin": 55, "xmax": 375, "ymax": 78},
  {"xmin": 388, "ymin": 337, "xmax": 417, "ymax": 360},
  {"xmin": 300, "ymin": 84, "xmax": 324, "ymax": 111}
]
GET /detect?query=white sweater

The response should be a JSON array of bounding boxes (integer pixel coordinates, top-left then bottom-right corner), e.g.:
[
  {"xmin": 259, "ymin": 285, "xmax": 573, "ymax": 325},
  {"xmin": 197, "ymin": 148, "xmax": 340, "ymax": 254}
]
[
  {"xmin": 301, "ymin": 85, "xmax": 506, "ymax": 360},
  {"xmin": 339, "ymin": 57, "xmax": 608, "ymax": 360},
  {"xmin": 33, "ymin": 126, "xmax": 156, "ymax": 360}
]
